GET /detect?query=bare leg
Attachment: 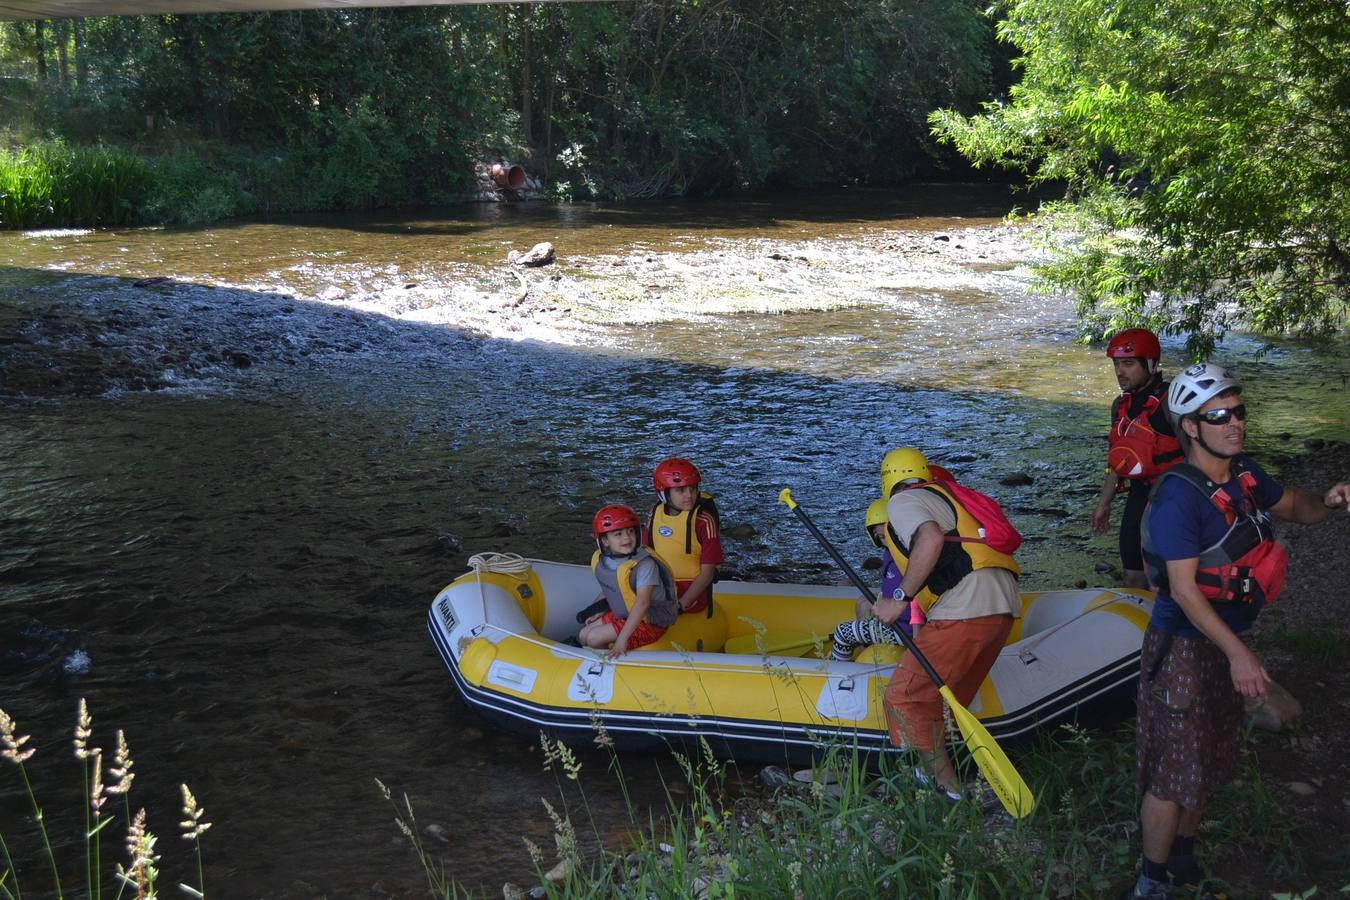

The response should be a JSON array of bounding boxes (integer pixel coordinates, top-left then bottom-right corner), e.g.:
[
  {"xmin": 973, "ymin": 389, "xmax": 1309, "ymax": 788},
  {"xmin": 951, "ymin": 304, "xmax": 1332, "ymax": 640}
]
[
  {"xmin": 579, "ymin": 620, "xmax": 619, "ymax": 649},
  {"xmin": 918, "ymin": 721, "xmax": 961, "ymax": 794},
  {"xmin": 1141, "ymin": 792, "xmax": 1202, "ymax": 863}
]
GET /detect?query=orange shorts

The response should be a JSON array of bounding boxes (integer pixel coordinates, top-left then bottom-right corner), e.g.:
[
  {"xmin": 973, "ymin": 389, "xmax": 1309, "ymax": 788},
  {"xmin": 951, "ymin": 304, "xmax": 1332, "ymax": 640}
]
[
  {"xmin": 883, "ymin": 614, "xmax": 1014, "ymax": 752},
  {"xmin": 598, "ymin": 611, "xmax": 666, "ymax": 649}
]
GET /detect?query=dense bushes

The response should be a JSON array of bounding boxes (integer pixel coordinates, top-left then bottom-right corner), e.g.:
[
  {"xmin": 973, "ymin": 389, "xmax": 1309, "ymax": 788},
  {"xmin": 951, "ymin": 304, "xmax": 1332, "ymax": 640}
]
[{"xmin": 0, "ymin": 2, "xmax": 1002, "ymax": 226}]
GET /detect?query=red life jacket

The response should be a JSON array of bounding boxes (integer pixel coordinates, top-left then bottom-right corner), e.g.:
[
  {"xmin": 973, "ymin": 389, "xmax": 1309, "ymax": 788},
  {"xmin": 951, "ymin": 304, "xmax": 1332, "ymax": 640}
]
[
  {"xmin": 1107, "ymin": 390, "xmax": 1184, "ymax": 482},
  {"xmin": 1142, "ymin": 461, "xmax": 1288, "ymax": 608}
]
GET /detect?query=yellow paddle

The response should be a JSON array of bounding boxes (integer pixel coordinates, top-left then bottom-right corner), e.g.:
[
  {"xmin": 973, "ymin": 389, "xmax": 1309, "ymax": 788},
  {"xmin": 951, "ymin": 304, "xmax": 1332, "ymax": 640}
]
[{"xmin": 779, "ymin": 487, "xmax": 1036, "ymax": 818}]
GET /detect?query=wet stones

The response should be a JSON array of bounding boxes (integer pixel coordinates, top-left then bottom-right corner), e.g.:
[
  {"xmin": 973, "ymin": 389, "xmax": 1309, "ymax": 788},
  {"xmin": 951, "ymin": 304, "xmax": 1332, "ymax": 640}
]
[{"xmin": 508, "ymin": 242, "xmax": 556, "ymax": 268}]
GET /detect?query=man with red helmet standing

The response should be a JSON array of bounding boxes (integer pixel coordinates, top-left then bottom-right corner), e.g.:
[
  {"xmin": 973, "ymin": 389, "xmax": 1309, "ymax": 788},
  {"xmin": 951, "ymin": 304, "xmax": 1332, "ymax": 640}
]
[
  {"xmin": 645, "ymin": 457, "xmax": 724, "ymax": 614},
  {"xmin": 1091, "ymin": 328, "xmax": 1183, "ymax": 588}
]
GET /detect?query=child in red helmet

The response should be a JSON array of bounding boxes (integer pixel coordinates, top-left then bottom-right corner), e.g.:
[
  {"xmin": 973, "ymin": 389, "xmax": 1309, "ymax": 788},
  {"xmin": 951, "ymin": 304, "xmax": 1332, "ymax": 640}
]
[
  {"xmin": 644, "ymin": 458, "xmax": 725, "ymax": 614},
  {"xmin": 580, "ymin": 504, "xmax": 679, "ymax": 657}
]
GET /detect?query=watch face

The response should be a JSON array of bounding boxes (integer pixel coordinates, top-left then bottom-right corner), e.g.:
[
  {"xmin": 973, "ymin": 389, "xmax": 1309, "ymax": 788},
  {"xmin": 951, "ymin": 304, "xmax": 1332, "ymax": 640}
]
[{"xmin": 893, "ymin": 589, "xmax": 906, "ymax": 601}]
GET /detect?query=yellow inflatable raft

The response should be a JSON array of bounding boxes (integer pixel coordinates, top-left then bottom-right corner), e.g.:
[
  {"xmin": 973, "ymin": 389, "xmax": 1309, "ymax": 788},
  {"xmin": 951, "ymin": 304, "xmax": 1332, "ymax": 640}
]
[{"xmin": 427, "ymin": 555, "xmax": 1153, "ymax": 763}]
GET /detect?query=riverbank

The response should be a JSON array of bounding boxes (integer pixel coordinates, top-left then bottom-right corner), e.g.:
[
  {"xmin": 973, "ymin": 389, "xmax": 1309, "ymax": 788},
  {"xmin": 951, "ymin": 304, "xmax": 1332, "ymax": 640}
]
[
  {"xmin": 482, "ymin": 445, "xmax": 1350, "ymax": 899},
  {"xmin": 2, "ymin": 214, "xmax": 1042, "ymax": 399}
]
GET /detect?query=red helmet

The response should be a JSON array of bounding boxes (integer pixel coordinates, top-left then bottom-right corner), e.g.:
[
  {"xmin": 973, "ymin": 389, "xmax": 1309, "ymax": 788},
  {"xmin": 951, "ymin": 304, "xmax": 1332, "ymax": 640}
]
[
  {"xmin": 653, "ymin": 457, "xmax": 701, "ymax": 493},
  {"xmin": 1106, "ymin": 328, "xmax": 1161, "ymax": 363},
  {"xmin": 592, "ymin": 504, "xmax": 641, "ymax": 541}
]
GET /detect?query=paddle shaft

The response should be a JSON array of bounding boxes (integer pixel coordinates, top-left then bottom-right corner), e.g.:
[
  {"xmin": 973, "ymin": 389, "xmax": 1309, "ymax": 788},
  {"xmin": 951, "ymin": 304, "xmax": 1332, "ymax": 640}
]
[{"xmin": 782, "ymin": 493, "xmax": 946, "ymax": 688}]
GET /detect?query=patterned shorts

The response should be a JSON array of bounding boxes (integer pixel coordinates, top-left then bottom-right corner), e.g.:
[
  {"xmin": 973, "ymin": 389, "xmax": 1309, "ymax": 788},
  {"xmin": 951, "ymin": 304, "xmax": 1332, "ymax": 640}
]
[
  {"xmin": 598, "ymin": 611, "xmax": 666, "ymax": 649},
  {"xmin": 1136, "ymin": 628, "xmax": 1245, "ymax": 809}
]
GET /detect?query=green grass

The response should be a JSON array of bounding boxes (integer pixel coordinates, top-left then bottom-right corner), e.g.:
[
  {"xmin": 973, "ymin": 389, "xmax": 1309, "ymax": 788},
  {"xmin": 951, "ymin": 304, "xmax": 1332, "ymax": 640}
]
[
  {"xmin": 383, "ymin": 719, "xmax": 1343, "ymax": 899},
  {"xmin": 1256, "ymin": 624, "xmax": 1347, "ymax": 666},
  {"xmin": 0, "ymin": 141, "xmax": 153, "ymax": 229}
]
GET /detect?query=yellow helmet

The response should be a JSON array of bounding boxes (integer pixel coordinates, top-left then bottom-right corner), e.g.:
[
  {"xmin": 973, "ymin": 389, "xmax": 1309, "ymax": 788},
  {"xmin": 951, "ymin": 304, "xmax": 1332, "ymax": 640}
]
[
  {"xmin": 864, "ymin": 497, "xmax": 888, "ymax": 547},
  {"xmin": 880, "ymin": 447, "xmax": 931, "ymax": 497}
]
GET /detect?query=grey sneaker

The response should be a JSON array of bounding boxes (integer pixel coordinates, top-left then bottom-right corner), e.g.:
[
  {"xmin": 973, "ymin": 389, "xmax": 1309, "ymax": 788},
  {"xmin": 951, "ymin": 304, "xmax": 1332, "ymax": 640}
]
[{"xmin": 1128, "ymin": 874, "xmax": 1174, "ymax": 899}]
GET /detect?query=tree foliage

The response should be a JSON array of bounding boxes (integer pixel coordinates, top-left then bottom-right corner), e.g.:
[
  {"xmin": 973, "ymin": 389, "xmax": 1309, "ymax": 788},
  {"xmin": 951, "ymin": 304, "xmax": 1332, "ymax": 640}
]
[
  {"xmin": 1, "ymin": 0, "xmax": 1001, "ymax": 216},
  {"xmin": 930, "ymin": 0, "xmax": 1350, "ymax": 349}
]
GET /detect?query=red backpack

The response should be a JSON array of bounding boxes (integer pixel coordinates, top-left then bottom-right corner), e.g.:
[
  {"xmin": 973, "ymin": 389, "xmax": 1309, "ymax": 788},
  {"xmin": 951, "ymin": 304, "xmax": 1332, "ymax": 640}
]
[{"xmin": 927, "ymin": 476, "xmax": 1023, "ymax": 556}]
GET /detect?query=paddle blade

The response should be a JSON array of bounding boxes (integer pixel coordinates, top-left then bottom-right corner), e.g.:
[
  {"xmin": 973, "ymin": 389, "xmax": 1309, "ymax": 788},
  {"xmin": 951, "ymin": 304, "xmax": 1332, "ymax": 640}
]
[{"xmin": 939, "ymin": 684, "xmax": 1036, "ymax": 819}]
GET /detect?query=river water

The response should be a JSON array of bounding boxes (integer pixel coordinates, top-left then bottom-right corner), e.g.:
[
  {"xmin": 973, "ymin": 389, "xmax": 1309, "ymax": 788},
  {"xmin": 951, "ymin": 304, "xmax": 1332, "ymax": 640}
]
[{"xmin": 2, "ymin": 186, "xmax": 1347, "ymax": 897}]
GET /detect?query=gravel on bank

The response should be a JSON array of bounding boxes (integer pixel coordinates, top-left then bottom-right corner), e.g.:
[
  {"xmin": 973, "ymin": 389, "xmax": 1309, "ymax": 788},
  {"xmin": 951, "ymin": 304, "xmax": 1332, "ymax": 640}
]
[{"xmin": 1260, "ymin": 441, "xmax": 1350, "ymax": 634}]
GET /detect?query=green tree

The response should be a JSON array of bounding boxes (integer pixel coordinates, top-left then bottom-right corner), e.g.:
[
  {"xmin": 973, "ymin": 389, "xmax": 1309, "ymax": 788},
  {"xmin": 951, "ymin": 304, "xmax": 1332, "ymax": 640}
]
[{"xmin": 930, "ymin": 0, "xmax": 1350, "ymax": 350}]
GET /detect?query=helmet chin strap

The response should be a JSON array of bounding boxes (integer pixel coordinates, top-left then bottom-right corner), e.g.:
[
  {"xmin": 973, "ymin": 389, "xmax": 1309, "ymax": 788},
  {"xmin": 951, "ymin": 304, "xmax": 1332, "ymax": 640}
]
[{"xmin": 1194, "ymin": 423, "xmax": 1240, "ymax": 460}]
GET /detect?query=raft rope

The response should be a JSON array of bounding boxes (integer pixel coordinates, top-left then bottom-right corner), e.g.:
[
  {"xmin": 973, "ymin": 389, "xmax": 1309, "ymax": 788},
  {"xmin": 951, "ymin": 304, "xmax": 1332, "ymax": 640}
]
[
  {"xmin": 466, "ymin": 552, "xmax": 534, "ymax": 626},
  {"xmin": 1006, "ymin": 589, "xmax": 1142, "ymax": 658}
]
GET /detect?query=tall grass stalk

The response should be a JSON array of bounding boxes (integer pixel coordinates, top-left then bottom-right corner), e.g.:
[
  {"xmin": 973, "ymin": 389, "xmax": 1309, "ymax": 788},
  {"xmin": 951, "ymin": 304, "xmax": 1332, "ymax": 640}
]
[
  {"xmin": 0, "ymin": 701, "xmax": 209, "ymax": 900},
  {"xmin": 0, "ymin": 708, "xmax": 59, "ymax": 898}
]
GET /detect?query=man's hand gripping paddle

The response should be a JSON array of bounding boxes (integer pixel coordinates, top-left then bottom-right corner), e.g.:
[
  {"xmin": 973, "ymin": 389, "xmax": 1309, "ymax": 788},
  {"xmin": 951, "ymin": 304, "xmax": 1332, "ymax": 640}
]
[{"xmin": 778, "ymin": 487, "xmax": 1036, "ymax": 819}]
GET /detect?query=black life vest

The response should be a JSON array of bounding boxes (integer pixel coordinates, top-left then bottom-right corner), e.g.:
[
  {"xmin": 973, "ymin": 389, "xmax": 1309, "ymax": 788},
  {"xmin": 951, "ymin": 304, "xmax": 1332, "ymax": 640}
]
[
  {"xmin": 1142, "ymin": 460, "xmax": 1288, "ymax": 609},
  {"xmin": 882, "ymin": 482, "xmax": 1020, "ymax": 614}
]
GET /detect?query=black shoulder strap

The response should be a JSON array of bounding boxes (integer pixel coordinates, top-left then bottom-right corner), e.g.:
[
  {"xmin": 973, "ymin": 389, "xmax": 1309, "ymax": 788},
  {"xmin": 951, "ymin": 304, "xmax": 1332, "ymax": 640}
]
[{"xmin": 644, "ymin": 502, "xmax": 660, "ymax": 549}]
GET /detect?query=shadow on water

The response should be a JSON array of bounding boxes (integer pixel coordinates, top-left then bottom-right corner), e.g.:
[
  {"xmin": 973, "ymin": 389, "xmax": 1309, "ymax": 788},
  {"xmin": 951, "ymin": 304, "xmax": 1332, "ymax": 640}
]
[
  {"xmin": 283, "ymin": 183, "xmax": 1039, "ymax": 239},
  {"xmin": 1, "ymin": 245, "xmax": 1345, "ymax": 896}
]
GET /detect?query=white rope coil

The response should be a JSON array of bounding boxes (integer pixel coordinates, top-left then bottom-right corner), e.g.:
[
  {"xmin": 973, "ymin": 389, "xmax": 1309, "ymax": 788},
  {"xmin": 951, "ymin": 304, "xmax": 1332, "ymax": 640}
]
[
  {"xmin": 466, "ymin": 552, "xmax": 533, "ymax": 626},
  {"xmin": 466, "ymin": 552, "xmax": 533, "ymax": 576}
]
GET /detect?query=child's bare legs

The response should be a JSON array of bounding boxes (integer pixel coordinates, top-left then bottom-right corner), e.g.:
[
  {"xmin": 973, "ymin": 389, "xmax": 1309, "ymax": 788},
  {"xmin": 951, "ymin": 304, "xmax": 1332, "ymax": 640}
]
[{"xmin": 579, "ymin": 615, "xmax": 619, "ymax": 649}]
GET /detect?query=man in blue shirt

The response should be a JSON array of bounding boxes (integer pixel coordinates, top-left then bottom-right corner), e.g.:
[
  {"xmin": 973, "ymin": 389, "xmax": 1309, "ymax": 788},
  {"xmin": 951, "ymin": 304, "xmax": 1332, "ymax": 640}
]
[{"xmin": 1129, "ymin": 362, "xmax": 1350, "ymax": 900}]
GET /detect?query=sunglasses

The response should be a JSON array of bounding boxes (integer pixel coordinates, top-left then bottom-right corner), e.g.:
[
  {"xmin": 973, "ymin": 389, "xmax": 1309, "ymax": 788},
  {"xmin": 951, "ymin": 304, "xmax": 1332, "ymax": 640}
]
[{"xmin": 1196, "ymin": 404, "xmax": 1247, "ymax": 426}]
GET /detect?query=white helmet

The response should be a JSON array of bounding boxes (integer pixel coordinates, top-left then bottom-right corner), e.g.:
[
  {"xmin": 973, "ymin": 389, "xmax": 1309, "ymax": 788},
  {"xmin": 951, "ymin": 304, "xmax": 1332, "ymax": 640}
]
[{"xmin": 1168, "ymin": 362, "xmax": 1241, "ymax": 418}]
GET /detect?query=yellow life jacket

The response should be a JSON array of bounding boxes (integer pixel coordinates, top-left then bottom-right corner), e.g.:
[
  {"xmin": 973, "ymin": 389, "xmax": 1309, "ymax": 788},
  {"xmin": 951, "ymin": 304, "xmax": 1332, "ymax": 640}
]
[
  {"xmin": 882, "ymin": 482, "xmax": 1020, "ymax": 614},
  {"xmin": 646, "ymin": 493, "xmax": 718, "ymax": 582},
  {"xmin": 589, "ymin": 547, "xmax": 680, "ymax": 628}
]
